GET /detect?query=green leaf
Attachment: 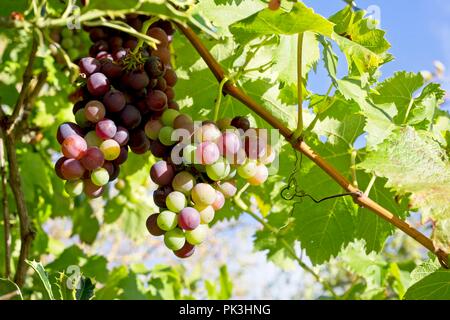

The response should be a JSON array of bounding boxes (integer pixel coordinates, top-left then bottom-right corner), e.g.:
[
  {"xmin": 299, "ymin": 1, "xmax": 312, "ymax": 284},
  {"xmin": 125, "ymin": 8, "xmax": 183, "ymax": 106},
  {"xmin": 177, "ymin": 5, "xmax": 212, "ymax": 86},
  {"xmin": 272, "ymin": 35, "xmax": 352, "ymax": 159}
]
[
  {"xmin": 404, "ymin": 269, "xmax": 450, "ymax": 300},
  {"xmin": 358, "ymin": 127, "xmax": 450, "ymax": 240},
  {"xmin": 230, "ymin": 2, "xmax": 334, "ymax": 40},
  {"xmin": 410, "ymin": 259, "xmax": 441, "ymax": 284},
  {"xmin": 26, "ymin": 260, "xmax": 55, "ymax": 300},
  {"xmin": 0, "ymin": 278, "xmax": 23, "ymax": 300},
  {"xmin": 72, "ymin": 205, "xmax": 100, "ymax": 244}
]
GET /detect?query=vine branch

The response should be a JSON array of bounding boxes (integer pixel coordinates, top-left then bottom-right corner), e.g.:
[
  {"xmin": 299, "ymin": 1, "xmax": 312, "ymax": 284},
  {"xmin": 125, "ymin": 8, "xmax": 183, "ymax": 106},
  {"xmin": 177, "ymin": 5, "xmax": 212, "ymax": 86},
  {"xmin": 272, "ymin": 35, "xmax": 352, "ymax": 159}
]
[
  {"xmin": 0, "ymin": 136, "xmax": 11, "ymax": 279},
  {"xmin": 175, "ymin": 22, "xmax": 449, "ymax": 268}
]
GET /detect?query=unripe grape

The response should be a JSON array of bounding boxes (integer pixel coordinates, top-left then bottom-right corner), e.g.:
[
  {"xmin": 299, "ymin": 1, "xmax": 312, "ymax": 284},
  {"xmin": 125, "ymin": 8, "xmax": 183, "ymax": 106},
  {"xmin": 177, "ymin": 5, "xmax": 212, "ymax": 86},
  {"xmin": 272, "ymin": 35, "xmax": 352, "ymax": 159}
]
[
  {"xmin": 144, "ymin": 119, "xmax": 163, "ymax": 140},
  {"xmin": 91, "ymin": 167, "xmax": 110, "ymax": 186},
  {"xmin": 158, "ymin": 126, "xmax": 176, "ymax": 146},
  {"xmin": 195, "ymin": 204, "xmax": 215, "ymax": 224},
  {"xmin": 237, "ymin": 159, "xmax": 258, "ymax": 179},
  {"xmin": 206, "ymin": 158, "xmax": 230, "ymax": 181},
  {"xmin": 248, "ymin": 164, "xmax": 269, "ymax": 186},
  {"xmin": 185, "ymin": 224, "xmax": 208, "ymax": 245},
  {"xmin": 161, "ymin": 109, "xmax": 180, "ymax": 127},
  {"xmin": 157, "ymin": 210, "xmax": 178, "ymax": 231},
  {"xmin": 217, "ymin": 181, "xmax": 237, "ymax": 198},
  {"xmin": 84, "ymin": 131, "xmax": 103, "ymax": 147},
  {"xmin": 164, "ymin": 228, "xmax": 185, "ymax": 251},
  {"xmin": 191, "ymin": 183, "xmax": 216, "ymax": 206},
  {"xmin": 166, "ymin": 191, "xmax": 187, "ymax": 213},
  {"xmin": 64, "ymin": 180, "xmax": 83, "ymax": 196},
  {"xmin": 182, "ymin": 144, "xmax": 197, "ymax": 164},
  {"xmin": 84, "ymin": 100, "xmax": 106, "ymax": 123},
  {"xmin": 99, "ymin": 139, "xmax": 121, "ymax": 160},
  {"xmin": 172, "ymin": 171, "xmax": 195, "ymax": 195}
]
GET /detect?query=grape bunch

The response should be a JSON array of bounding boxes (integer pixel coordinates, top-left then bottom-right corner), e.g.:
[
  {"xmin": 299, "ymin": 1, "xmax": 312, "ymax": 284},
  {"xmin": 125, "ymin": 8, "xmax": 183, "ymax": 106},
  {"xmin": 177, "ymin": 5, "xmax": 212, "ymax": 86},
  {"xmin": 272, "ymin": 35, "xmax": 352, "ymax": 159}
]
[
  {"xmin": 54, "ymin": 14, "xmax": 177, "ymax": 198},
  {"xmin": 50, "ymin": 27, "xmax": 91, "ymax": 62},
  {"xmin": 145, "ymin": 111, "xmax": 276, "ymax": 258},
  {"xmin": 54, "ymin": 14, "xmax": 276, "ymax": 259}
]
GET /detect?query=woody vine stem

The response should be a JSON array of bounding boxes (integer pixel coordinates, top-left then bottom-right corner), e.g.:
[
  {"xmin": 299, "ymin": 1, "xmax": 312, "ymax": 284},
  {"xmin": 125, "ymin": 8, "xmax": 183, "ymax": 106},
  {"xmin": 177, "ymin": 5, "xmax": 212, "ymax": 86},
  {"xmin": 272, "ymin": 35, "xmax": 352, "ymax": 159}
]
[{"xmin": 174, "ymin": 22, "xmax": 449, "ymax": 268}]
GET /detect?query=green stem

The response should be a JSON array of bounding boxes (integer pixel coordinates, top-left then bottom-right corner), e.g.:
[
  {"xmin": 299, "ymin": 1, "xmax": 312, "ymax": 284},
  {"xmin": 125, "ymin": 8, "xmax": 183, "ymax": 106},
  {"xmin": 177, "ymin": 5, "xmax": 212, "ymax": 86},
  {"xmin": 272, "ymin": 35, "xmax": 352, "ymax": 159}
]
[
  {"xmin": 350, "ymin": 149, "xmax": 358, "ymax": 188},
  {"xmin": 364, "ymin": 174, "xmax": 377, "ymax": 196},
  {"xmin": 403, "ymin": 97, "xmax": 415, "ymax": 124},
  {"xmin": 213, "ymin": 77, "xmax": 229, "ymax": 122},
  {"xmin": 292, "ymin": 32, "xmax": 305, "ymax": 140},
  {"xmin": 305, "ymin": 84, "xmax": 335, "ymax": 133},
  {"xmin": 133, "ymin": 17, "xmax": 159, "ymax": 54}
]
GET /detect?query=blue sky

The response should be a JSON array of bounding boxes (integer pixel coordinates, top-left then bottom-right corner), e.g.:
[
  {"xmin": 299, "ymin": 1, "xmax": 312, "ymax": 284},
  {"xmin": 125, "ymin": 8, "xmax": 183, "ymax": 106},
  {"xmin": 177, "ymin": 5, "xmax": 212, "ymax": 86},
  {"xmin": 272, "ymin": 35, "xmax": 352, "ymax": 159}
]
[{"xmin": 303, "ymin": 0, "xmax": 450, "ymax": 94}]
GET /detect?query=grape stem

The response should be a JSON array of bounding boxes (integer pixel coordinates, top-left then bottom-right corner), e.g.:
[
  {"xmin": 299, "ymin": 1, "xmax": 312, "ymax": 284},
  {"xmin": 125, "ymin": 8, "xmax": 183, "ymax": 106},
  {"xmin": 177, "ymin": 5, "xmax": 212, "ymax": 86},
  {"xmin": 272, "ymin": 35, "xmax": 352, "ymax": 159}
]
[
  {"xmin": 0, "ymin": 136, "xmax": 11, "ymax": 279},
  {"xmin": 175, "ymin": 22, "xmax": 450, "ymax": 268},
  {"xmin": 133, "ymin": 16, "xmax": 160, "ymax": 54},
  {"xmin": 213, "ymin": 76, "xmax": 229, "ymax": 122},
  {"xmin": 292, "ymin": 32, "xmax": 304, "ymax": 141}
]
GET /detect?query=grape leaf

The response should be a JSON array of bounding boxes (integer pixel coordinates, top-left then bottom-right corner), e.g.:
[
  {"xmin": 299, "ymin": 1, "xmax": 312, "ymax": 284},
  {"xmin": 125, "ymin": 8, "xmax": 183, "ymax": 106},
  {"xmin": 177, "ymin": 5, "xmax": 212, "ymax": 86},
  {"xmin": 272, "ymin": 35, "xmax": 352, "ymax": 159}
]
[
  {"xmin": 230, "ymin": 2, "xmax": 334, "ymax": 41},
  {"xmin": 404, "ymin": 269, "xmax": 450, "ymax": 300},
  {"xmin": 26, "ymin": 260, "xmax": 55, "ymax": 300},
  {"xmin": 0, "ymin": 278, "xmax": 23, "ymax": 300},
  {"xmin": 410, "ymin": 259, "xmax": 441, "ymax": 284}
]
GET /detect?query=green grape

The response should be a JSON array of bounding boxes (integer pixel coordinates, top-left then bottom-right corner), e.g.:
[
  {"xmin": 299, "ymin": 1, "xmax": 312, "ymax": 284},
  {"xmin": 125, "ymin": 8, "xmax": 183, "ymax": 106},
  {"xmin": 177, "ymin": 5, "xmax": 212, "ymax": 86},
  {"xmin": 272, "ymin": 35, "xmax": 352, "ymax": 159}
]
[
  {"xmin": 72, "ymin": 36, "xmax": 81, "ymax": 47},
  {"xmin": 157, "ymin": 210, "xmax": 178, "ymax": 231},
  {"xmin": 195, "ymin": 204, "xmax": 215, "ymax": 224},
  {"xmin": 191, "ymin": 183, "xmax": 216, "ymax": 206},
  {"xmin": 186, "ymin": 224, "xmax": 208, "ymax": 245},
  {"xmin": 206, "ymin": 158, "xmax": 230, "ymax": 181},
  {"xmin": 61, "ymin": 28, "xmax": 72, "ymax": 38},
  {"xmin": 158, "ymin": 126, "xmax": 175, "ymax": 146},
  {"xmin": 67, "ymin": 48, "xmax": 79, "ymax": 60},
  {"xmin": 172, "ymin": 171, "xmax": 195, "ymax": 195},
  {"xmin": 161, "ymin": 109, "xmax": 180, "ymax": 127},
  {"xmin": 91, "ymin": 168, "xmax": 109, "ymax": 186},
  {"xmin": 182, "ymin": 144, "xmax": 197, "ymax": 164},
  {"xmin": 85, "ymin": 130, "xmax": 103, "ymax": 147},
  {"xmin": 164, "ymin": 228, "xmax": 185, "ymax": 250},
  {"xmin": 166, "ymin": 191, "xmax": 187, "ymax": 213},
  {"xmin": 75, "ymin": 109, "xmax": 90, "ymax": 128},
  {"xmin": 100, "ymin": 139, "xmax": 120, "ymax": 160},
  {"xmin": 237, "ymin": 159, "xmax": 258, "ymax": 179},
  {"xmin": 64, "ymin": 180, "xmax": 83, "ymax": 196},
  {"xmin": 61, "ymin": 38, "xmax": 74, "ymax": 49}
]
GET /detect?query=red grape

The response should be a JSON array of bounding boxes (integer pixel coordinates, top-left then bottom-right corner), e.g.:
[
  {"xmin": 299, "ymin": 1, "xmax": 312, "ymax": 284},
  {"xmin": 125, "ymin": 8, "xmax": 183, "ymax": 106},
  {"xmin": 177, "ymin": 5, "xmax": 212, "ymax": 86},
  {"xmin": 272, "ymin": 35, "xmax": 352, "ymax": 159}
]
[
  {"xmin": 87, "ymin": 72, "xmax": 110, "ymax": 96},
  {"xmin": 178, "ymin": 207, "xmax": 200, "ymax": 231},
  {"xmin": 96, "ymin": 119, "xmax": 117, "ymax": 139},
  {"xmin": 80, "ymin": 147, "xmax": 105, "ymax": 171},
  {"xmin": 62, "ymin": 135, "xmax": 87, "ymax": 159},
  {"xmin": 61, "ymin": 158, "xmax": 85, "ymax": 180}
]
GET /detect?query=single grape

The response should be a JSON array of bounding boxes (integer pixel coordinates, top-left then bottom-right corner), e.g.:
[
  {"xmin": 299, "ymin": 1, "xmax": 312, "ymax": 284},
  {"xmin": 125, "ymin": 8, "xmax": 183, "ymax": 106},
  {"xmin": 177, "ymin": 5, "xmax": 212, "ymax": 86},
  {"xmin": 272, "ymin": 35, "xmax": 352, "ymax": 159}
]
[
  {"xmin": 146, "ymin": 90, "xmax": 167, "ymax": 112},
  {"xmin": 151, "ymin": 46, "xmax": 171, "ymax": 65},
  {"xmin": 150, "ymin": 139, "xmax": 170, "ymax": 158},
  {"xmin": 100, "ymin": 139, "xmax": 121, "ymax": 160},
  {"xmin": 161, "ymin": 109, "xmax": 180, "ymax": 127},
  {"xmin": 260, "ymin": 144, "xmax": 276, "ymax": 165},
  {"xmin": 168, "ymin": 100, "xmax": 179, "ymax": 111},
  {"xmin": 80, "ymin": 147, "xmax": 104, "ymax": 170},
  {"xmin": 113, "ymin": 147, "xmax": 128, "ymax": 165},
  {"xmin": 216, "ymin": 181, "xmax": 237, "ymax": 198},
  {"xmin": 155, "ymin": 77, "xmax": 167, "ymax": 91},
  {"xmin": 84, "ymin": 100, "xmax": 106, "ymax": 123},
  {"xmin": 62, "ymin": 135, "xmax": 87, "ymax": 159},
  {"xmin": 166, "ymin": 191, "xmax": 186, "ymax": 213},
  {"xmin": 150, "ymin": 160, "xmax": 175, "ymax": 186},
  {"xmin": 113, "ymin": 126, "xmax": 129, "ymax": 146},
  {"xmin": 61, "ymin": 38, "xmax": 73, "ymax": 50},
  {"xmin": 158, "ymin": 126, "xmax": 176, "ymax": 146},
  {"xmin": 153, "ymin": 185, "xmax": 173, "ymax": 207},
  {"xmin": 174, "ymin": 242, "xmax": 195, "ymax": 258},
  {"xmin": 126, "ymin": 70, "xmax": 149, "ymax": 91},
  {"xmin": 248, "ymin": 164, "xmax": 269, "ymax": 185},
  {"xmin": 64, "ymin": 180, "xmax": 84, "ymax": 197},
  {"xmin": 91, "ymin": 167, "xmax": 109, "ymax": 186},
  {"xmin": 123, "ymin": 39, "xmax": 137, "ymax": 50},
  {"xmin": 113, "ymin": 48, "xmax": 127, "ymax": 61},
  {"xmin": 103, "ymin": 90, "xmax": 126, "ymax": 113},
  {"xmin": 72, "ymin": 101, "xmax": 85, "ymax": 115},
  {"xmin": 144, "ymin": 56, "xmax": 165, "ymax": 78},
  {"xmin": 196, "ymin": 141, "xmax": 220, "ymax": 165},
  {"xmin": 212, "ymin": 190, "xmax": 225, "ymax": 211},
  {"xmin": 144, "ymin": 119, "xmax": 163, "ymax": 140},
  {"xmin": 83, "ymin": 179, "xmax": 104, "ymax": 198},
  {"xmin": 206, "ymin": 158, "xmax": 230, "ymax": 181},
  {"xmin": 191, "ymin": 183, "xmax": 216, "ymax": 206},
  {"xmin": 164, "ymin": 228, "xmax": 185, "ymax": 251},
  {"xmin": 237, "ymin": 159, "xmax": 258, "ymax": 179},
  {"xmin": 231, "ymin": 116, "xmax": 250, "ymax": 131},
  {"xmin": 147, "ymin": 27, "xmax": 169, "ymax": 47},
  {"xmin": 61, "ymin": 158, "xmax": 85, "ymax": 180},
  {"xmin": 101, "ymin": 60, "xmax": 123, "ymax": 79},
  {"xmin": 178, "ymin": 207, "xmax": 200, "ymax": 231},
  {"xmin": 218, "ymin": 131, "xmax": 241, "ymax": 156},
  {"xmin": 103, "ymin": 161, "xmax": 120, "ymax": 181},
  {"xmin": 57, "ymin": 122, "xmax": 84, "ymax": 144},
  {"xmin": 157, "ymin": 210, "xmax": 178, "ymax": 231},
  {"xmin": 129, "ymin": 130, "xmax": 150, "ymax": 154},
  {"xmin": 185, "ymin": 224, "xmax": 208, "ymax": 245},
  {"xmin": 87, "ymin": 72, "xmax": 110, "ymax": 96},
  {"xmin": 89, "ymin": 40, "xmax": 109, "ymax": 57},
  {"xmin": 108, "ymin": 36, "xmax": 123, "ymax": 51},
  {"xmin": 196, "ymin": 123, "xmax": 221, "ymax": 142},
  {"xmin": 84, "ymin": 131, "xmax": 103, "ymax": 147},
  {"xmin": 173, "ymin": 114, "xmax": 194, "ymax": 132},
  {"xmin": 182, "ymin": 144, "xmax": 197, "ymax": 165},
  {"xmin": 75, "ymin": 108, "xmax": 92, "ymax": 128},
  {"xmin": 172, "ymin": 171, "xmax": 195, "ymax": 195},
  {"xmin": 120, "ymin": 105, "xmax": 141, "ymax": 129},
  {"xmin": 195, "ymin": 204, "xmax": 215, "ymax": 224},
  {"xmin": 146, "ymin": 214, "xmax": 165, "ymax": 236},
  {"xmin": 55, "ymin": 157, "xmax": 67, "ymax": 179},
  {"xmin": 216, "ymin": 118, "xmax": 232, "ymax": 131},
  {"xmin": 89, "ymin": 27, "xmax": 108, "ymax": 42},
  {"xmin": 165, "ymin": 87, "xmax": 175, "ymax": 101},
  {"xmin": 164, "ymin": 68, "xmax": 178, "ymax": 87},
  {"xmin": 96, "ymin": 119, "xmax": 117, "ymax": 139}
]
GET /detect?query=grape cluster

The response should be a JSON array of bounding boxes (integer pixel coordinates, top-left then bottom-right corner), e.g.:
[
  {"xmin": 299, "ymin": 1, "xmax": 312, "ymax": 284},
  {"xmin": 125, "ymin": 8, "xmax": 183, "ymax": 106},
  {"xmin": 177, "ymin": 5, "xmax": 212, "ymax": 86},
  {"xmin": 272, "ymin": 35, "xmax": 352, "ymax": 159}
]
[
  {"xmin": 145, "ymin": 112, "xmax": 276, "ymax": 258},
  {"xmin": 54, "ymin": 15, "xmax": 276, "ymax": 259},
  {"xmin": 54, "ymin": 14, "xmax": 176, "ymax": 198},
  {"xmin": 50, "ymin": 27, "xmax": 91, "ymax": 62}
]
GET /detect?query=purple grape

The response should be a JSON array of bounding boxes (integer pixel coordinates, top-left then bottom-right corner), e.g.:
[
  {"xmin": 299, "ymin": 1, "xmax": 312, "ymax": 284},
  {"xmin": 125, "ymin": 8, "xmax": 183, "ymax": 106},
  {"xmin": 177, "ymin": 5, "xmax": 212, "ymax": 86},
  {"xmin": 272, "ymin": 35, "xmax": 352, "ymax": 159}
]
[
  {"xmin": 103, "ymin": 90, "xmax": 126, "ymax": 113},
  {"xmin": 174, "ymin": 242, "xmax": 195, "ymax": 258},
  {"xmin": 113, "ymin": 126, "xmax": 129, "ymax": 146},
  {"xmin": 61, "ymin": 158, "xmax": 85, "ymax": 180},
  {"xmin": 149, "ymin": 139, "xmax": 170, "ymax": 158},
  {"xmin": 96, "ymin": 119, "xmax": 117, "ymax": 139},
  {"xmin": 146, "ymin": 90, "xmax": 167, "ymax": 112},
  {"xmin": 57, "ymin": 122, "xmax": 83, "ymax": 144},
  {"xmin": 125, "ymin": 70, "xmax": 149, "ymax": 91},
  {"xmin": 119, "ymin": 105, "xmax": 141, "ymax": 129},
  {"xmin": 150, "ymin": 160, "xmax": 175, "ymax": 186},
  {"xmin": 80, "ymin": 147, "xmax": 105, "ymax": 171},
  {"xmin": 153, "ymin": 185, "xmax": 173, "ymax": 207},
  {"xmin": 101, "ymin": 60, "xmax": 123, "ymax": 79},
  {"xmin": 55, "ymin": 157, "xmax": 67, "ymax": 179},
  {"xmin": 145, "ymin": 56, "xmax": 165, "ymax": 78},
  {"xmin": 178, "ymin": 207, "xmax": 200, "ymax": 231},
  {"xmin": 87, "ymin": 72, "xmax": 110, "ymax": 96},
  {"xmin": 78, "ymin": 57, "xmax": 101, "ymax": 76},
  {"xmin": 113, "ymin": 147, "xmax": 128, "ymax": 165},
  {"xmin": 146, "ymin": 214, "xmax": 165, "ymax": 236}
]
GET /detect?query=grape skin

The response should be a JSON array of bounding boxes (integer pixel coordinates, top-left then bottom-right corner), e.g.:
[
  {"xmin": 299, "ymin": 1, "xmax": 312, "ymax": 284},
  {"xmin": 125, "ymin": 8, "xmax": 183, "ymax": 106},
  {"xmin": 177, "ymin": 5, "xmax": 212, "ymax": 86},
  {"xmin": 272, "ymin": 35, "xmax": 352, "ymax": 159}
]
[{"xmin": 178, "ymin": 207, "xmax": 200, "ymax": 231}]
